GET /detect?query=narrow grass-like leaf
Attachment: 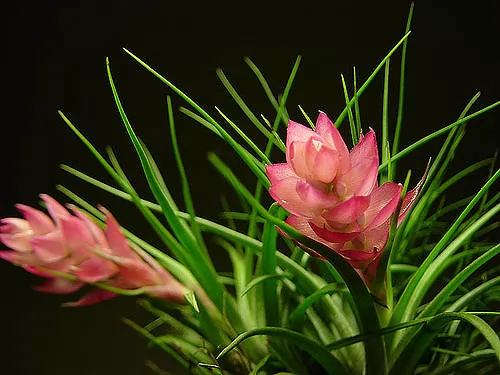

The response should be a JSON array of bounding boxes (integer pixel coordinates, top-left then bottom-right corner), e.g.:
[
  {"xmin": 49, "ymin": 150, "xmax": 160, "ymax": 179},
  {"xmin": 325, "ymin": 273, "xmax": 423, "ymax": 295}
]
[
  {"xmin": 123, "ymin": 318, "xmax": 192, "ymax": 370},
  {"xmin": 335, "ymin": 31, "xmax": 411, "ymax": 127},
  {"xmin": 381, "ymin": 59, "xmax": 390, "ymax": 171},
  {"xmin": 216, "ymin": 68, "xmax": 283, "ymax": 149},
  {"xmin": 289, "ymin": 284, "xmax": 344, "ymax": 330},
  {"xmin": 432, "ymin": 158, "xmax": 493, "ymax": 198},
  {"xmin": 391, "ymin": 169, "xmax": 500, "ymax": 333},
  {"xmin": 208, "ymin": 152, "xmax": 383, "ymax": 373},
  {"xmin": 391, "ymin": 200, "xmax": 500, "ymax": 352},
  {"xmin": 379, "ymin": 100, "xmax": 500, "ymax": 172},
  {"xmin": 167, "ymin": 95, "xmax": 207, "ymax": 254},
  {"xmin": 244, "ymin": 57, "xmax": 290, "ymax": 125},
  {"xmin": 390, "ymin": 312, "xmax": 500, "ymax": 374},
  {"xmin": 240, "ymin": 273, "xmax": 292, "ymax": 297},
  {"xmin": 298, "ymin": 105, "xmax": 315, "ymax": 129},
  {"xmin": 340, "ymin": 74, "xmax": 357, "ymax": 146},
  {"xmin": 123, "ymin": 48, "xmax": 270, "ymax": 186},
  {"xmin": 249, "ymin": 354, "xmax": 271, "ymax": 375},
  {"xmin": 259, "ymin": 203, "xmax": 286, "ymax": 326},
  {"xmin": 216, "ymin": 327, "xmax": 350, "ymax": 375},
  {"xmin": 352, "ymin": 67, "xmax": 362, "ymax": 136},
  {"xmin": 58, "ymin": 112, "xmax": 195, "ymax": 271},
  {"xmin": 106, "ymin": 58, "xmax": 225, "ymax": 307},
  {"xmin": 419, "ymin": 244, "xmax": 500, "ymax": 318},
  {"xmin": 215, "ymin": 106, "xmax": 271, "ymax": 163},
  {"xmin": 391, "ymin": 2, "xmax": 414, "ymax": 179},
  {"xmin": 427, "ymin": 349, "xmax": 497, "ymax": 375},
  {"xmin": 446, "ymin": 276, "xmax": 500, "ymax": 313},
  {"xmin": 269, "ymin": 56, "xmax": 301, "ymax": 136}
]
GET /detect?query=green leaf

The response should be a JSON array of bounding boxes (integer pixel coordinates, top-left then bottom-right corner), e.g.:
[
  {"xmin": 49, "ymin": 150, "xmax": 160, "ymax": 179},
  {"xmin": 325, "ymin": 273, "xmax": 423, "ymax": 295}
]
[
  {"xmin": 123, "ymin": 48, "xmax": 270, "ymax": 187},
  {"xmin": 106, "ymin": 58, "xmax": 225, "ymax": 308},
  {"xmin": 216, "ymin": 68, "xmax": 283, "ymax": 151},
  {"xmin": 446, "ymin": 275, "xmax": 500, "ymax": 313},
  {"xmin": 289, "ymin": 284, "xmax": 345, "ymax": 330},
  {"xmin": 259, "ymin": 203, "xmax": 287, "ymax": 326},
  {"xmin": 381, "ymin": 59, "xmax": 390, "ymax": 177},
  {"xmin": 167, "ymin": 95, "xmax": 207, "ymax": 254},
  {"xmin": 340, "ymin": 73, "xmax": 357, "ymax": 146},
  {"xmin": 379, "ymin": 99, "xmax": 500, "ymax": 172},
  {"xmin": 390, "ymin": 312, "xmax": 500, "ymax": 374},
  {"xmin": 240, "ymin": 273, "xmax": 292, "ymax": 297},
  {"xmin": 335, "ymin": 30, "xmax": 411, "ymax": 127},
  {"xmin": 391, "ymin": 2, "xmax": 414, "ymax": 178},
  {"xmin": 419, "ymin": 243, "xmax": 500, "ymax": 318},
  {"xmin": 244, "ymin": 57, "xmax": 290, "ymax": 125},
  {"xmin": 427, "ymin": 349, "xmax": 497, "ymax": 375},
  {"xmin": 216, "ymin": 327, "xmax": 350, "ymax": 375},
  {"xmin": 208, "ymin": 152, "xmax": 382, "ymax": 373},
  {"xmin": 390, "ymin": 169, "xmax": 500, "ymax": 340}
]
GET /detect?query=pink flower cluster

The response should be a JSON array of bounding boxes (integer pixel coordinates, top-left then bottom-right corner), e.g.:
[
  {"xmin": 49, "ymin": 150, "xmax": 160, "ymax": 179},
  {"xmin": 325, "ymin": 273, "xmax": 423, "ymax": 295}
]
[
  {"xmin": 266, "ymin": 113, "xmax": 421, "ymax": 277},
  {"xmin": 0, "ymin": 195, "xmax": 187, "ymax": 306}
]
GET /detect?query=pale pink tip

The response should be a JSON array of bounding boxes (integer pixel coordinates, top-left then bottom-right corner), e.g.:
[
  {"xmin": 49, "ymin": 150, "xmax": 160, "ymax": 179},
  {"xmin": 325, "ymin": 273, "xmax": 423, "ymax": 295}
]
[
  {"xmin": 40, "ymin": 194, "xmax": 71, "ymax": 225},
  {"xmin": 16, "ymin": 204, "xmax": 55, "ymax": 235}
]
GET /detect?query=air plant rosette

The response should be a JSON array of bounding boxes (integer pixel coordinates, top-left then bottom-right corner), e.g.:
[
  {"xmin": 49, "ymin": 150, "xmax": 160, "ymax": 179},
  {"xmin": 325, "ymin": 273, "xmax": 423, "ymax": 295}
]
[{"xmin": 2, "ymin": 6, "xmax": 499, "ymax": 375}]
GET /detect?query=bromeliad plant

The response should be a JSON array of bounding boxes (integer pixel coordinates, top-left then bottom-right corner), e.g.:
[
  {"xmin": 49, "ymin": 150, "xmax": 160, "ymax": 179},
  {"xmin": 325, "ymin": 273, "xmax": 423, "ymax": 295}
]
[{"xmin": 2, "ymin": 6, "xmax": 500, "ymax": 374}]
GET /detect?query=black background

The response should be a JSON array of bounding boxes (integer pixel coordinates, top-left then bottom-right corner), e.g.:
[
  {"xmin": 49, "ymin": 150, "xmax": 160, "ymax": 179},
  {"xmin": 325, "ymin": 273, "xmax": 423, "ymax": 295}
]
[{"xmin": 1, "ymin": 1, "xmax": 499, "ymax": 374}]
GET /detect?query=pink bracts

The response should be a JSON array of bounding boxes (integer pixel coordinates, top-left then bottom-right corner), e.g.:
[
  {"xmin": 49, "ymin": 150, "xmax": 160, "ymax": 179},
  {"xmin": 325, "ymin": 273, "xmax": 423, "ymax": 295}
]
[{"xmin": 0, "ymin": 195, "xmax": 187, "ymax": 306}]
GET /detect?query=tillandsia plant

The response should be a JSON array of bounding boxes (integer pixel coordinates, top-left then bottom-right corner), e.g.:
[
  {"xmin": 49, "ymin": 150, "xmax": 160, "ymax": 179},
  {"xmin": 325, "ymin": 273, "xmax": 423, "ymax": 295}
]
[{"xmin": 2, "ymin": 5, "xmax": 500, "ymax": 375}]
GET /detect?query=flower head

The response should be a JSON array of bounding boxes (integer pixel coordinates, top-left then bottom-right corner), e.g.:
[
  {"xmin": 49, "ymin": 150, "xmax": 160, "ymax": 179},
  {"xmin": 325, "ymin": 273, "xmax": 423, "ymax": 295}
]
[
  {"xmin": 0, "ymin": 195, "xmax": 187, "ymax": 306},
  {"xmin": 266, "ymin": 113, "xmax": 423, "ymax": 276},
  {"xmin": 266, "ymin": 112, "xmax": 379, "ymax": 219}
]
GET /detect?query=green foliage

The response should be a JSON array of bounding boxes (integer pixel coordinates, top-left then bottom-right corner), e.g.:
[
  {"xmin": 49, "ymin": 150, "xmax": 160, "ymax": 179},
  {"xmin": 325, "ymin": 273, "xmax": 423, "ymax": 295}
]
[{"xmin": 57, "ymin": 4, "xmax": 499, "ymax": 374}]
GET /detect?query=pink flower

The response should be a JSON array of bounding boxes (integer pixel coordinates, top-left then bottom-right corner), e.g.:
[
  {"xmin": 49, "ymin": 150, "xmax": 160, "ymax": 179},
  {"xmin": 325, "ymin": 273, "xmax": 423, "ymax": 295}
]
[
  {"xmin": 266, "ymin": 113, "xmax": 423, "ymax": 274},
  {"xmin": 0, "ymin": 195, "xmax": 187, "ymax": 306},
  {"xmin": 266, "ymin": 113, "xmax": 379, "ymax": 219}
]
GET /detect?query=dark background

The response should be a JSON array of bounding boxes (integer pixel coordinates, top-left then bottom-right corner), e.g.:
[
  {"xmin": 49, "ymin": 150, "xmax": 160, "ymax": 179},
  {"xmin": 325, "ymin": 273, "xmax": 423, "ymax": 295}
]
[{"xmin": 1, "ymin": 1, "xmax": 499, "ymax": 374}]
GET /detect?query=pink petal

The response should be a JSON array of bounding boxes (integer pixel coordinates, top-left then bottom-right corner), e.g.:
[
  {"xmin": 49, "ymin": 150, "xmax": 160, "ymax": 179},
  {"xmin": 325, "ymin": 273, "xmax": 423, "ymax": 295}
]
[
  {"xmin": 269, "ymin": 177, "xmax": 328, "ymax": 218},
  {"xmin": 0, "ymin": 250, "xmax": 41, "ymax": 266},
  {"xmin": 309, "ymin": 222, "xmax": 361, "ymax": 243},
  {"xmin": 363, "ymin": 225, "xmax": 390, "ymax": 252},
  {"xmin": 286, "ymin": 120, "xmax": 316, "ymax": 148},
  {"xmin": 16, "ymin": 204, "xmax": 55, "ymax": 235},
  {"xmin": 75, "ymin": 256, "xmax": 118, "ymax": 283},
  {"xmin": 70, "ymin": 206, "xmax": 109, "ymax": 249},
  {"xmin": 40, "ymin": 194, "xmax": 71, "ymax": 226},
  {"xmin": 398, "ymin": 172, "xmax": 427, "ymax": 225},
  {"xmin": 288, "ymin": 140, "xmax": 312, "ymax": 178},
  {"xmin": 349, "ymin": 129, "xmax": 379, "ymax": 168},
  {"xmin": 339, "ymin": 247, "xmax": 379, "ymax": 269},
  {"xmin": 285, "ymin": 215, "xmax": 335, "ymax": 259},
  {"xmin": 312, "ymin": 144, "xmax": 339, "ymax": 183},
  {"xmin": 339, "ymin": 248, "xmax": 378, "ymax": 261},
  {"xmin": 315, "ymin": 112, "xmax": 350, "ymax": 174},
  {"xmin": 0, "ymin": 218, "xmax": 32, "ymax": 252},
  {"xmin": 102, "ymin": 208, "xmax": 137, "ymax": 260},
  {"xmin": 339, "ymin": 157, "xmax": 378, "ymax": 197},
  {"xmin": 63, "ymin": 289, "xmax": 117, "ymax": 307},
  {"xmin": 266, "ymin": 163, "xmax": 297, "ymax": 186},
  {"xmin": 30, "ymin": 231, "xmax": 68, "ymax": 263},
  {"xmin": 364, "ymin": 182, "xmax": 402, "ymax": 230},
  {"xmin": 286, "ymin": 215, "xmax": 326, "ymax": 243},
  {"xmin": 33, "ymin": 277, "xmax": 84, "ymax": 294},
  {"xmin": 322, "ymin": 196, "xmax": 370, "ymax": 225},
  {"xmin": 111, "ymin": 256, "xmax": 159, "ymax": 288},
  {"xmin": 60, "ymin": 216, "xmax": 95, "ymax": 248}
]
